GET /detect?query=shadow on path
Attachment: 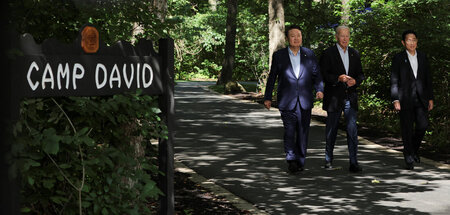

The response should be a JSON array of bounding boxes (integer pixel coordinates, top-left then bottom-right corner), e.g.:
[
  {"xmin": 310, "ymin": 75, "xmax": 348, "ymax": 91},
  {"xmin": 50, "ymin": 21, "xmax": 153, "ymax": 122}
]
[{"xmin": 174, "ymin": 81, "xmax": 450, "ymax": 215}]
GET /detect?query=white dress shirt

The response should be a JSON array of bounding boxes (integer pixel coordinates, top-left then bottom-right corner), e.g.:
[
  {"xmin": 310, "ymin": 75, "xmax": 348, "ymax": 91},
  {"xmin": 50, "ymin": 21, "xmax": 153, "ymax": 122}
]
[
  {"xmin": 336, "ymin": 43, "xmax": 349, "ymax": 75},
  {"xmin": 288, "ymin": 47, "xmax": 301, "ymax": 79},
  {"xmin": 406, "ymin": 50, "xmax": 418, "ymax": 79}
]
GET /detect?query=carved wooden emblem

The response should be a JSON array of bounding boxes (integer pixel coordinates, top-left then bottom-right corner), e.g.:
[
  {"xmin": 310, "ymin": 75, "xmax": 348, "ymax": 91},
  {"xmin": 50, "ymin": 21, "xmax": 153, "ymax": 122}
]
[{"xmin": 81, "ymin": 26, "xmax": 99, "ymax": 53}]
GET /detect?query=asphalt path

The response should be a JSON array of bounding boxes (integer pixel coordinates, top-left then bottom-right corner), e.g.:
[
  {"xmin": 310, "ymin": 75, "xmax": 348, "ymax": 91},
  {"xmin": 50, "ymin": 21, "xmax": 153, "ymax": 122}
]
[{"xmin": 174, "ymin": 81, "xmax": 450, "ymax": 215}]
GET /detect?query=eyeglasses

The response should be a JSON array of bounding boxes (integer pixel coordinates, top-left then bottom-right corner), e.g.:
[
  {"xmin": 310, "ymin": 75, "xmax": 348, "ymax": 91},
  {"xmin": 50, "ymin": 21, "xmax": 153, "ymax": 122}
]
[{"xmin": 405, "ymin": 39, "xmax": 417, "ymax": 43}]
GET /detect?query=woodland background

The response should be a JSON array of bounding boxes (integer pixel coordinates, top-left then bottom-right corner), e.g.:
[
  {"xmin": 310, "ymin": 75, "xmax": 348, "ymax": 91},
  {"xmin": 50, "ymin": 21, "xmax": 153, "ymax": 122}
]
[{"xmin": 5, "ymin": 0, "xmax": 449, "ymax": 214}]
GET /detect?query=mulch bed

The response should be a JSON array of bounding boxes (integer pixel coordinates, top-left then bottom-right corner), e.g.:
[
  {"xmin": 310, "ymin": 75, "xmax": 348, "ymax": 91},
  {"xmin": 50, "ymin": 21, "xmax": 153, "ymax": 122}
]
[{"xmin": 173, "ymin": 172, "xmax": 251, "ymax": 215}]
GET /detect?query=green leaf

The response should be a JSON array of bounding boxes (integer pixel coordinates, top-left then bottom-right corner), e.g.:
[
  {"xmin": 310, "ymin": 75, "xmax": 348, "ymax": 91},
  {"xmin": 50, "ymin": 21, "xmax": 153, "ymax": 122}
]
[
  {"xmin": 102, "ymin": 208, "xmax": 108, "ymax": 215},
  {"xmin": 59, "ymin": 163, "xmax": 71, "ymax": 169},
  {"xmin": 43, "ymin": 179, "xmax": 55, "ymax": 189},
  {"xmin": 20, "ymin": 207, "xmax": 31, "ymax": 213},
  {"xmin": 42, "ymin": 128, "xmax": 61, "ymax": 155},
  {"xmin": 82, "ymin": 184, "xmax": 90, "ymax": 192},
  {"xmin": 27, "ymin": 177, "xmax": 34, "ymax": 186}
]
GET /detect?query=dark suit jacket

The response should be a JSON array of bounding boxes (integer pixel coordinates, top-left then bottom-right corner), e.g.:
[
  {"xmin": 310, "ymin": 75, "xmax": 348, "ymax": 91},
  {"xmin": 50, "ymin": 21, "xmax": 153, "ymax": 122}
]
[
  {"xmin": 320, "ymin": 45, "xmax": 364, "ymax": 112},
  {"xmin": 264, "ymin": 47, "xmax": 324, "ymax": 111},
  {"xmin": 390, "ymin": 50, "xmax": 433, "ymax": 109}
]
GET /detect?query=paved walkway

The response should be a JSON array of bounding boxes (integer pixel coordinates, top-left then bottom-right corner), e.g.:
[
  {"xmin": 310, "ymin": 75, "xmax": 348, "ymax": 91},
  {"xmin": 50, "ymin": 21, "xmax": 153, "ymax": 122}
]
[{"xmin": 174, "ymin": 81, "xmax": 450, "ymax": 215}]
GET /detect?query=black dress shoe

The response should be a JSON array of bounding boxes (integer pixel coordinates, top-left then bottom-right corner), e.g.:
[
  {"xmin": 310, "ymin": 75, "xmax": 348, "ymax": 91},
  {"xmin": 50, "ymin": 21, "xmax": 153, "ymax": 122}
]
[
  {"xmin": 287, "ymin": 160, "xmax": 300, "ymax": 173},
  {"xmin": 405, "ymin": 162, "xmax": 414, "ymax": 170},
  {"xmin": 413, "ymin": 155, "xmax": 421, "ymax": 163},
  {"xmin": 324, "ymin": 161, "xmax": 332, "ymax": 169},
  {"xmin": 349, "ymin": 164, "xmax": 362, "ymax": 173}
]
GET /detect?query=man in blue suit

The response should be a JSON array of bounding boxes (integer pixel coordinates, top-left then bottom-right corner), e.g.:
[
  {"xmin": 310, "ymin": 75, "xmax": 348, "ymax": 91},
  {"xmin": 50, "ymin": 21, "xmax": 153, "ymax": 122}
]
[{"xmin": 264, "ymin": 25, "xmax": 324, "ymax": 173}]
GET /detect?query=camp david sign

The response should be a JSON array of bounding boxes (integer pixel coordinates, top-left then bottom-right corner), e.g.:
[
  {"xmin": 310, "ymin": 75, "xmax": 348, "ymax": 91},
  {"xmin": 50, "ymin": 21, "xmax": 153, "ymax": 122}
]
[{"xmin": 13, "ymin": 24, "xmax": 164, "ymax": 99}]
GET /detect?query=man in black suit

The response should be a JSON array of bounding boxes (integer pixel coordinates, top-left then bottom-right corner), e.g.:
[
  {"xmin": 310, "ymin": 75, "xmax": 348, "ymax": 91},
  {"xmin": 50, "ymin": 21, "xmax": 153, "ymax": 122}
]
[
  {"xmin": 264, "ymin": 25, "xmax": 324, "ymax": 173},
  {"xmin": 320, "ymin": 25, "xmax": 365, "ymax": 173},
  {"xmin": 391, "ymin": 30, "xmax": 433, "ymax": 170}
]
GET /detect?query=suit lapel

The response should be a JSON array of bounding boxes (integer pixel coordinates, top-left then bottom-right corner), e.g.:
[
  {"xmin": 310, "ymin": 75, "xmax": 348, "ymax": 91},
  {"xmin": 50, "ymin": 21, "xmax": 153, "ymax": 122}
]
[
  {"xmin": 348, "ymin": 48, "xmax": 354, "ymax": 76},
  {"xmin": 416, "ymin": 51, "xmax": 423, "ymax": 79},
  {"xmin": 284, "ymin": 48, "xmax": 296, "ymax": 78},
  {"xmin": 333, "ymin": 45, "xmax": 346, "ymax": 75},
  {"xmin": 284, "ymin": 47, "xmax": 299, "ymax": 79},
  {"xmin": 402, "ymin": 51, "xmax": 416, "ymax": 79},
  {"xmin": 299, "ymin": 47, "xmax": 306, "ymax": 79}
]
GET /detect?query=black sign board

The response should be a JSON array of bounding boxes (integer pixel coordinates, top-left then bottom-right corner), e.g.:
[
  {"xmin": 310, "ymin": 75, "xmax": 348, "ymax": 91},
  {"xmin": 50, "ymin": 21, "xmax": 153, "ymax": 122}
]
[{"xmin": 3, "ymin": 25, "xmax": 175, "ymax": 214}]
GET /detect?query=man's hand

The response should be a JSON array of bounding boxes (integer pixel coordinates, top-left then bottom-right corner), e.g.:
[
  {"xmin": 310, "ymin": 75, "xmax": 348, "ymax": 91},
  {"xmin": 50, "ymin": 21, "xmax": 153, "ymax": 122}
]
[
  {"xmin": 338, "ymin": 74, "xmax": 349, "ymax": 83},
  {"xmin": 428, "ymin": 100, "xmax": 434, "ymax": 111},
  {"xmin": 393, "ymin": 100, "xmax": 401, "ymax": 111},
  {"xmin": 264, "ymin": 100, "xmax": 272, "ymax": 110},
  {"xmin": 347, "ymin": 77, "xmax": 356, "ymax": 87},
  {"xmin": 316, "ymin": 92, "xmax": 324, "ymax": 99}
]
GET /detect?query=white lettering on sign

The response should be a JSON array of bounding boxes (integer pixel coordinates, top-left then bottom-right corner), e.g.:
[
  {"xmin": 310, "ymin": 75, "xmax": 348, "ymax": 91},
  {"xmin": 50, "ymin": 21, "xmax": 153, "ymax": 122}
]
[
  {"xmin": 72, "ymin": 63, "xmax": 85, "ymax": 90},
  {"xmin": 95, "ymin": 63, "xmax": 107, "ymax": 89},
  {"xmin": 109, "ymin": 64, "xmax": 121, "ymax": 89},
  {"xmin": 136, "ymin": 63, "xmax": 141, "ymax": 88},
  {"xmin": 27, "ymin": 61, "xmax": 39, "ymax": 91},
  {"xmin": 123, "ymin": 64, "xmax": 134, "ymax": 88},
  {"xmin": 57, "ymin": 63, "xmax": 70, "ymax": 90},
  {"xmin": 143, "ymin": 63, "xmax": 153, "ymax": 88},
  {"xmin": 26, "ymin": 61, "xmax": 154, "ymax": 91},
  {"xmin": 42, "ymin": 63, "xmax": 55, "ymax": 90}
]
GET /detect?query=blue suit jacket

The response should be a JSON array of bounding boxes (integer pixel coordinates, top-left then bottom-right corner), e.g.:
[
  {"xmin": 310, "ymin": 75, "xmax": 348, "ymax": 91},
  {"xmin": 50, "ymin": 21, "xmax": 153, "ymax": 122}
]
[{"xmin": 264, "ymin": 47, "xmax": 324, "ymax": 111}]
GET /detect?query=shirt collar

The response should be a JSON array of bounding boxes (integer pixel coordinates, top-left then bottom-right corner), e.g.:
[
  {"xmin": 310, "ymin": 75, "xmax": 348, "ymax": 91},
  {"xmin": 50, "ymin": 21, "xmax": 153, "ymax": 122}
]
[
  {"xmin": 288, "ymin": 47, "xmax": 301, "ymax": 56},
  {"xmin": 406, "ymin": 50, "xmax": 417, "ymax": 57},
  {"xmin": 336, "ymin": 43, "xmax": 348, "ymax": 53}
]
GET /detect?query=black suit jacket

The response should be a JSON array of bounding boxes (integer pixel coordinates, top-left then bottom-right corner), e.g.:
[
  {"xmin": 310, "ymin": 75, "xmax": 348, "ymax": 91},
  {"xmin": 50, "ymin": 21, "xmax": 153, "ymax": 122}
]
[
  {"xmin": 320, "ymin": 45, "xmax": 365, "ymax": 112},
  {"xmin": 390, "ymin": 50, "xmax": 433, "ymax": 109}
]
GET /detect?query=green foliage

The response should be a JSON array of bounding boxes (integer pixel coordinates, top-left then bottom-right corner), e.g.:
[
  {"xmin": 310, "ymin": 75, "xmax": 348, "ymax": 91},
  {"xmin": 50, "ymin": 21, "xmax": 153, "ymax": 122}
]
[
  {"xmin": 10, "ymin": 0, "xmax": 169, "ymax": 44},
  {"xmin": 169, "ymin": 0, "xmax": 226, "ymax": 80},
  {"xmin": 284, "ymin": 0, "xmax": 342, "ymax": 56},
  {"xmin": 349, "ymin": 0, "xmax": 449, "ymax": 150},
  {"xmin": 12, "ymin": 93, "xmax": 166, "ymax": 214},
  {"xmin": 8, "ymin": 0, "xmax": 171, "ymax": 213}
]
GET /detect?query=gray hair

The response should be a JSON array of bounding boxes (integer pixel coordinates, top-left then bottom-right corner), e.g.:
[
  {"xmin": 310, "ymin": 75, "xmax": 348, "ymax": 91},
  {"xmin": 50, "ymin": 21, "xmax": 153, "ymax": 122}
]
[{"xmin": 335, "ymin": 25, "xmax": 350, "ymax": 35}]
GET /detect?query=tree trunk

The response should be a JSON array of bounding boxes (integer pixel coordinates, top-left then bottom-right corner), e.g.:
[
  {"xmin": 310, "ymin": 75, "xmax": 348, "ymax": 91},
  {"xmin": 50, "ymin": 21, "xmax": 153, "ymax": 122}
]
[
  {"xmin": 209, "ymin": 0, "xmax": 217, "ymax": 12},
  {"xmin": 268, "ymin": 0, "xmax": 285, "ymax": 73},
  {"xmin": 341, "ymin": 0, "xmax": 349, "ymax": 24},
  {"xmin": 217, "ymin": 0, "xmax": 238, "ymax": 85},
  {"xmin": 151, "ymin": 0, "xmax": 168, "ymax": 23}
]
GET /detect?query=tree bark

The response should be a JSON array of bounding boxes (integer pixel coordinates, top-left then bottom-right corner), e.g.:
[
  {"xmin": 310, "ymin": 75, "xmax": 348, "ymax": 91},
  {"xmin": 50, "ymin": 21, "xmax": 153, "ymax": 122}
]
[
  {"xmin": 209, "ymin": 0, "xmax": 217, "ymax": 12},
  {"xmin": 217, "ymin": 0, "xmax": 238, "ymax": 85},
  {"xmin": 151, "ymin": 0, "xmax": 168, "ymax": 23},
  {"xmin": 341, "ymin": 0, "xmax": 350, "ymax": 24},
  {"xmin": 268, "ymin": 0, "xmax": 285, "ymax": 72}
]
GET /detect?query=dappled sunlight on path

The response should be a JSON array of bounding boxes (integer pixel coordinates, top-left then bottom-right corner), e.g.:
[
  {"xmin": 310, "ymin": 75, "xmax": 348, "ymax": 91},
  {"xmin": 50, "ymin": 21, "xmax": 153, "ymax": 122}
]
[{"xmin": 174, "ymin": 81, "xmax": 450, "ymax": 215}]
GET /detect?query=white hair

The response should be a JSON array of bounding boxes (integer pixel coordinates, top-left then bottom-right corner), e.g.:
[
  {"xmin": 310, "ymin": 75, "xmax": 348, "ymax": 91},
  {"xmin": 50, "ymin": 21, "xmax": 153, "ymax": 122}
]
[{"xmin": 335, "ymin": 25, "xmax": 350, "ymax": 35}]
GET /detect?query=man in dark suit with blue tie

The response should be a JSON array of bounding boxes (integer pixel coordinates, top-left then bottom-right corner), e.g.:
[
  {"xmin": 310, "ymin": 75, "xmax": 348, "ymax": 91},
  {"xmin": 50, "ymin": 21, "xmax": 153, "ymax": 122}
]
[
  {"xmin": 320, "ymin": 25, "xmax": 365, "ymax": 173},
  {"xmin": 264, "ymin": 25, "xmax": 324, "ymax": 173},
  {"xmin": 391, "ymin": 30, "xmax": 434, "ymax": 170}
]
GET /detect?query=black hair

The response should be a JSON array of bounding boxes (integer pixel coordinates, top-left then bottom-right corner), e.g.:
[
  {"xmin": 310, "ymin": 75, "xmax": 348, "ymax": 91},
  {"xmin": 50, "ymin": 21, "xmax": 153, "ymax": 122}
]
[
  {"xmin": 402, "ymin": 30, "xmax": 417, "ymax": 41},
  {"xmin": 285, "ymin": 25, "xmax": 302, "ymax": 37}
]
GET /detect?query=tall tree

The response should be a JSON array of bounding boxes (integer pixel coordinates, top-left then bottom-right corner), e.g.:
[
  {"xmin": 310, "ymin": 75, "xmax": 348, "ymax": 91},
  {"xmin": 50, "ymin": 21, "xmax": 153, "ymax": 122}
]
[
  {"xmin": 151, "ymin": 0, "xmax": 168, "ymax": 22},
  {"xmin": 268, "ymin": 0, "xmax": 285, "ymax": 72},
  {"xmin": 341, "ymin": 0, "xmax": 349, "ymax": 24},
  {"xmin": 218, "ymin": 0, "xmax": 238, "ymax": 85},
  {"xmin": 209, "ymin": 0, "xmax": 217, "ymax": 11}
]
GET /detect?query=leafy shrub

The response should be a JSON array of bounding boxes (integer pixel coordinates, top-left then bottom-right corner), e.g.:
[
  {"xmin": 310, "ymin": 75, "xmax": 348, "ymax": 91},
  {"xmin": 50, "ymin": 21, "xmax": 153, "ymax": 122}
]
[{"xmin": 11, "ymin": 91, "xmax": 166, "ymax": 214}]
